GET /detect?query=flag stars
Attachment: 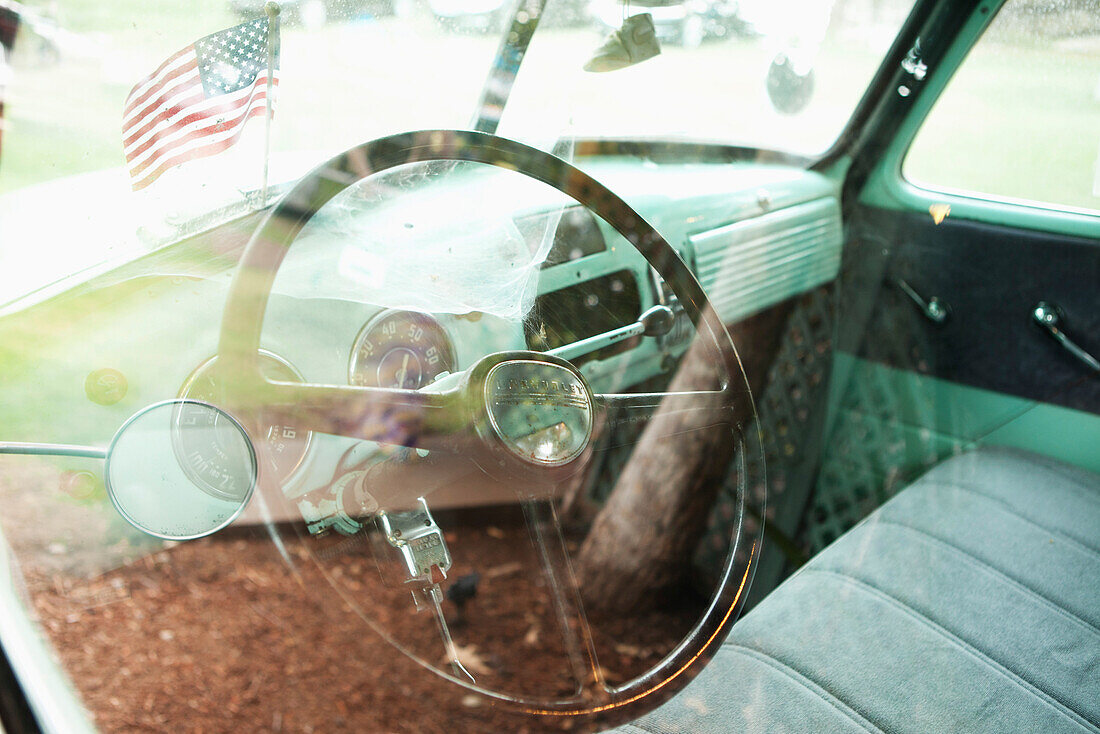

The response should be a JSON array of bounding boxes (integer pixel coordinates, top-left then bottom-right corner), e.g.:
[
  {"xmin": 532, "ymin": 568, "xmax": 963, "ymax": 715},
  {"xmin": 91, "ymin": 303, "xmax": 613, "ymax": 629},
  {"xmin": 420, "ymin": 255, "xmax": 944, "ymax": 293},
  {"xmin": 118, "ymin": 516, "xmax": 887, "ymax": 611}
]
[{"xmin": 195, "ymin": 18, "xmax": 274, "ymax": 96}]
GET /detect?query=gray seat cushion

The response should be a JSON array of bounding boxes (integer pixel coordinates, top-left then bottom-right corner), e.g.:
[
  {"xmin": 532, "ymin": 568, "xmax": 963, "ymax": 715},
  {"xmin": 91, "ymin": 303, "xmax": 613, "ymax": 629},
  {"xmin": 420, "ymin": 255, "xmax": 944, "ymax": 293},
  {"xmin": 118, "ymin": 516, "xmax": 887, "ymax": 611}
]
[{"xmin": 617, "ymin": 447, "xmax": 1100, "ymax": 733}]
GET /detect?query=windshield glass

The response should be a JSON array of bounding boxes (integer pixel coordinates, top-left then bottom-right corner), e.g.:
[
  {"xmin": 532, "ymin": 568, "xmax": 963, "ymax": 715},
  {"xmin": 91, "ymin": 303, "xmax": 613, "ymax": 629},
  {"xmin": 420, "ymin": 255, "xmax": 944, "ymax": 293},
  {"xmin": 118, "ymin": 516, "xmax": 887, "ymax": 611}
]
[
  {"xmin": 0, "ymin": 0, "xmax": 916, "ymax": 309},
  {"xmin": 2, "ymin": 0, "xmax": 914, "ymax": 192}
]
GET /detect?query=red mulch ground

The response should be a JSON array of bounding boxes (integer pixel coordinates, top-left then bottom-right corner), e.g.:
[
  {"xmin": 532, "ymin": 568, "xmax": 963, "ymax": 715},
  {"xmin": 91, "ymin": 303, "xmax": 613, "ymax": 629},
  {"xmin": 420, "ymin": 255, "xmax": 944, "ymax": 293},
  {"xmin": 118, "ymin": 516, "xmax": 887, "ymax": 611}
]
[{"xmin": 20, "ymin": 512, "xmax": 700, "ymax": 733}]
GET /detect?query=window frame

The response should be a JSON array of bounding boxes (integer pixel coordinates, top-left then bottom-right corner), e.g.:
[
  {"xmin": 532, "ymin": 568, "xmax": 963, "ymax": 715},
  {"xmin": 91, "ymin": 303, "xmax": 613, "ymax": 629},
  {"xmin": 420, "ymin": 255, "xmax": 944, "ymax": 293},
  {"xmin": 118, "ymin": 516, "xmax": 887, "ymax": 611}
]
[{"xmin": 855, "ymin": 0, "xmax": 1100, "ymax": 241}]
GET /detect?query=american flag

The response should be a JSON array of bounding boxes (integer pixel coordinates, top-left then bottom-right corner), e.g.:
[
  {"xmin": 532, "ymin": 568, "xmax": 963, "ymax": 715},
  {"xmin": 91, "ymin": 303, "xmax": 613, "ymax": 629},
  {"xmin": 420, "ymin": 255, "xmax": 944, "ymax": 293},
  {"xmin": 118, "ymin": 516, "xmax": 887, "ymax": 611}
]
[{"xmin": 122, "ymin": 18, "xmax": 279, "ymax": 192}]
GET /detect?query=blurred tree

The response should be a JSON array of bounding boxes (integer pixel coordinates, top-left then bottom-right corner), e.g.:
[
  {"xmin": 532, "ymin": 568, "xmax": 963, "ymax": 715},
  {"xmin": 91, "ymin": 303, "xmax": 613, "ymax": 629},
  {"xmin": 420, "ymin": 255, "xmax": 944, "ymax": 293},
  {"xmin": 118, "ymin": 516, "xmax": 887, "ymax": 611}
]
[{"xmin": 575, "ymin": 304, "xmax": 790, "ymax": 615}]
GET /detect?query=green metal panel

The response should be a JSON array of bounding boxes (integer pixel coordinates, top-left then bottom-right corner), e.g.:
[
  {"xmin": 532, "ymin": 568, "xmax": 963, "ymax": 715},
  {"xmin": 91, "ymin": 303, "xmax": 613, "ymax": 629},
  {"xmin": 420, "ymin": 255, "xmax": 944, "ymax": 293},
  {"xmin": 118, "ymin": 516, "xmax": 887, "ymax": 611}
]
[
  {"xmin": 815, "ymin": 0, "xmax": 1100, "ymax": 546},
  {"xmin": 688, "ymin": 198, "xmax": 842, "ymax": 324},
  {"xmin": 827, "ymin": 352, "xmax": 1100, "ymax": 473},
  {"xmin": 810, "ymin": 352, "xmax": 1100, "ymax": 551}
]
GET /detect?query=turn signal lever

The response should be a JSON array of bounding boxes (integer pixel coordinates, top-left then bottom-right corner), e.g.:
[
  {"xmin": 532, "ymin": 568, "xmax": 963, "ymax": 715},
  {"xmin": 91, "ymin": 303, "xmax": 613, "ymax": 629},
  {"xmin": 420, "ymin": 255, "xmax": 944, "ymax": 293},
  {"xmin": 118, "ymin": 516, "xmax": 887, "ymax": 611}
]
[{"xmin": 546, "ymin": 304, "xmax": 675, "ymax": 363}]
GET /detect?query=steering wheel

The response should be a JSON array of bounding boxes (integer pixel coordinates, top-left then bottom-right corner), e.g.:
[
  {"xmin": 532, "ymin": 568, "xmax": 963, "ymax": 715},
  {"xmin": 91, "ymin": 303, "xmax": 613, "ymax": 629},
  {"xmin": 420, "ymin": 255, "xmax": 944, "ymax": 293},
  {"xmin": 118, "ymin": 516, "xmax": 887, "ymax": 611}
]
[{"xmin": 217, "ymin": 130, "xmax": 762, "ymax": 729}]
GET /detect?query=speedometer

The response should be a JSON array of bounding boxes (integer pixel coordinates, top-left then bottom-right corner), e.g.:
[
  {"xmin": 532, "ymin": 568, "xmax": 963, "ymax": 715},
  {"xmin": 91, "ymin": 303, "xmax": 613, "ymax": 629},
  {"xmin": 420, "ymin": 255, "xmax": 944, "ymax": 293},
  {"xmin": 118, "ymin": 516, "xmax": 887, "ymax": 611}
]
[{"xmin": 349, "ymin": 310, "xmax": 456, "ymax": 389}]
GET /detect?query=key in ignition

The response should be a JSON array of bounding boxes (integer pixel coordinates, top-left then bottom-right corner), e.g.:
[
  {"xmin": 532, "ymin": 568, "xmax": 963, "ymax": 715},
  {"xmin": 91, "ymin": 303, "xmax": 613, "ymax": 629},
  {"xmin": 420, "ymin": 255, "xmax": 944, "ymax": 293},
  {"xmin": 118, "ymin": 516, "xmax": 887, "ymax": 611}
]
[{"xmin": 377, "ymin": 498, "xmax": 475, "ymax": 682}]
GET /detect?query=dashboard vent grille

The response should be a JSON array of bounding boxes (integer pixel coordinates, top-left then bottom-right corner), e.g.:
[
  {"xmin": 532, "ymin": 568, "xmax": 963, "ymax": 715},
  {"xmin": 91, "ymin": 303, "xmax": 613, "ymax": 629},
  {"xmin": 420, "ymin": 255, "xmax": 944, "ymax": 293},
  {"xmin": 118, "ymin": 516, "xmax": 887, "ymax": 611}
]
[{"xmin": 689, "ymin": 197, "xmax": 841, "ymax": 324}]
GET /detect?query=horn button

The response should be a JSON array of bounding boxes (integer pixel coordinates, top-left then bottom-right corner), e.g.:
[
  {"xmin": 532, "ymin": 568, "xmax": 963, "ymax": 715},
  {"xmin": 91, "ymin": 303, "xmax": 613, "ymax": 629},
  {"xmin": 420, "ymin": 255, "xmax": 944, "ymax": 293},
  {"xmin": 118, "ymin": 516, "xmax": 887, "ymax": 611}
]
[{"xmin": 483, "ymin": 359, "xmax": 593, "ymax": 467}]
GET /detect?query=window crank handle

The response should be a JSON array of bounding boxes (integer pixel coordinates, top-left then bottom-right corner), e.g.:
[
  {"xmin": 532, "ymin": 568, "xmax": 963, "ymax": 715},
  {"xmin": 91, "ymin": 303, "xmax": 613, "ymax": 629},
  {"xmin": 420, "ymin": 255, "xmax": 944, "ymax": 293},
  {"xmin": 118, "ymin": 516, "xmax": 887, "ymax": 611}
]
[
  {"xmin": 896, "ymin": 279, "xmax": 950, "ymax": 324},
  {"xmin": 1032, "ymin": 301, "xmax": 1100, "ymax": 374}
]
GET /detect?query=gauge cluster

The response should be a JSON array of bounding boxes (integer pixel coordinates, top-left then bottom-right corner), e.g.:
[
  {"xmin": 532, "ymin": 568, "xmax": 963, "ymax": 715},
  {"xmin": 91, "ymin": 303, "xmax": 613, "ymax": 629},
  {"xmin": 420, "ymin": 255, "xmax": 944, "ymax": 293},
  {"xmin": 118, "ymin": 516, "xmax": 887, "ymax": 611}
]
[
  {"xmin": 159, "ymin": 177, "xmax": 704, "ymax": 513},
  {"xmin": 239, "ymin": 218, "xmax": 663, "ymax": 503}
]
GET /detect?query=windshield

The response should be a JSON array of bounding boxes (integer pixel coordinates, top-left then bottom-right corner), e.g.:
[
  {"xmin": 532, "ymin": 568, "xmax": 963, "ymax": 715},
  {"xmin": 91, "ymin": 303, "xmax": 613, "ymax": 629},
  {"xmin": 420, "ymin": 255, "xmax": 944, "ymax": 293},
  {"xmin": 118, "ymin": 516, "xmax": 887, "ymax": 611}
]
[
  {"xmin": 0, "ymin": 0, "xmax": 916, "ymax": 309},
  {"xmin": 2, "ymin": 0, "xmax": 914, "ymax": 194}
]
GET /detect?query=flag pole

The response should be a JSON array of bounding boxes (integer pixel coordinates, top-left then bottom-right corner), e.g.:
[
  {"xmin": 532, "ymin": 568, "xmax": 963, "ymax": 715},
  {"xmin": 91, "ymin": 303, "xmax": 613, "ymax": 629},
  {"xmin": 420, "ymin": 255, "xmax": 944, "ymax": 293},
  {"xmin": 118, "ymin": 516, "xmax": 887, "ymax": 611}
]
[{"xmin": 261, "ymin": 2, "xmax": 280, "ymax": 207}]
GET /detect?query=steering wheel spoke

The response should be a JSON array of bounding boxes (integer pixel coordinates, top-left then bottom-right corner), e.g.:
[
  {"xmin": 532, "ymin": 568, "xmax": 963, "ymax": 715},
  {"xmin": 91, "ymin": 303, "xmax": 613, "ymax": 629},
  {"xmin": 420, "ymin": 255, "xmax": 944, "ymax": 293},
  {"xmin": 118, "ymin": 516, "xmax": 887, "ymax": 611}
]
[
  {"xmin": 244, "ymin": 378, "xmax": 467, "ymax": 450},
  {"xmin": 519, "ymin": 495, "xmax": 609, "ymax": 700},
  {"xmin": 594, "ymin": 389, "xmax": 736, "ymax": 443}
]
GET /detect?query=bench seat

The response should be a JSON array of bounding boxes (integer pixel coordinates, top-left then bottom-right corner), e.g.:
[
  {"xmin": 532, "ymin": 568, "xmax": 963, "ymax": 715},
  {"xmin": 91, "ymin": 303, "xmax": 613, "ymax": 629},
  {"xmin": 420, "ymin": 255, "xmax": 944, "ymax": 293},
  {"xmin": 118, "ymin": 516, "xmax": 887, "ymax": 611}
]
[{"xmin": 617, "ymin": 448, "xmax": 1100, "ymax": 733}]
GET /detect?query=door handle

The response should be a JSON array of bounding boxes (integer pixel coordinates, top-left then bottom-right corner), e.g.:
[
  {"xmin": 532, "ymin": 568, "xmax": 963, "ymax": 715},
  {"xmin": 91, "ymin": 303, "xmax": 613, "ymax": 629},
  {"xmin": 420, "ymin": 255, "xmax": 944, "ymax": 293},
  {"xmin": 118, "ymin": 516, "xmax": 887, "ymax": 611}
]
[{"xmin": 1032, "ymin": 301, "xmax": 1100, "ymax": 374}]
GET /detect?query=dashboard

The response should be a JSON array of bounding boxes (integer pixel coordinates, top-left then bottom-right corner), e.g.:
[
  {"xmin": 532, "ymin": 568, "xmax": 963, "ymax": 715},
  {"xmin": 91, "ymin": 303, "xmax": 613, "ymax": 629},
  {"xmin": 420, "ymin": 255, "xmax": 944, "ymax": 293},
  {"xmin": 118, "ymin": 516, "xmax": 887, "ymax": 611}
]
[{"xmin": 0, "ymin": 157, "xmax": 840, "ymax": 525}]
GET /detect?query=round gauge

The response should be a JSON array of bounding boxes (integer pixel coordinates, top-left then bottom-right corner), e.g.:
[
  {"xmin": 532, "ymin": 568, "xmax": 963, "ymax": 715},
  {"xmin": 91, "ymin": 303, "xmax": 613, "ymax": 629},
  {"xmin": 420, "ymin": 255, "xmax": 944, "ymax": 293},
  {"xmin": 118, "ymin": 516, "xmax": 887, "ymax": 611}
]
[
  {"xmin": 176, "ymin": 350, "xmax": 312, "ymax": 498},
  {"xmin": 349, "ymin": 310, "xmax": 456, "ymax": 389}
]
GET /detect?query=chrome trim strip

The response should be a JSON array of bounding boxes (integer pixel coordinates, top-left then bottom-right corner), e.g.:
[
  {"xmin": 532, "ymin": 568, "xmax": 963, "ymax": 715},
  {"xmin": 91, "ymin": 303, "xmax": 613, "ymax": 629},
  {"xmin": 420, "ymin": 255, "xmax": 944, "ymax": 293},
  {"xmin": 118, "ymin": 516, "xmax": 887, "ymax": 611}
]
[{"xmin": 0, "ymin": 443, "xmax": 106, "ymax": 459}]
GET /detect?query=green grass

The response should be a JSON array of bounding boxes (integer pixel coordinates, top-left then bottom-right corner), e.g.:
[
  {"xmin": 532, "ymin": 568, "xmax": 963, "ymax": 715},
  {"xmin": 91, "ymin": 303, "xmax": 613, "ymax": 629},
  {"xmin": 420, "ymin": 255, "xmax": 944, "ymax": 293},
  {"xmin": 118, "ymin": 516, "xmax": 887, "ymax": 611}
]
[
  {"xmin": 905, "ymin": 40, "xmax": 1100, "ymax": 212},
  {"xmin": 0, "ymin": 116, "xmax": 122, "ymax": 192},
  {"xmin": 1, "ymin": 1, "xmax": 238, "ymax": 193},
  {"xmin": 24, "ymin": 0, "xmax": 236, "ymax": 36}
]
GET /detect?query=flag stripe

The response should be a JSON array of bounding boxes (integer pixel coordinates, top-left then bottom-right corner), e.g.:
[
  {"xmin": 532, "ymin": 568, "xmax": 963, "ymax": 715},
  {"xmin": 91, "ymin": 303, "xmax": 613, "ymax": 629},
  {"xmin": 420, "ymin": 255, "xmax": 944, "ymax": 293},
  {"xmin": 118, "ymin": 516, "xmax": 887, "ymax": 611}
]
[
  {"xmin": 131, "ymin": 103, "xmax": 266, "ymax": 190},
  {"xmin": 124, "ymin": 73, "xmax": 276, "ymax": 156},
  {"xmin": 125, "ymin": 91, "xmax": 268, "ymax": 176},
  {"xmin": 123, "ymin": 64, "xmax": 203, "ymax": 141},
  {"xmin": 124, "ymin": 45, "xmax": 192, "ymax": 104},
  {"xmin": 123, "ymin": 50, "xmax": 199, "ymax": 119},
  {"xmin": 123, "ymin": 62, "xmax": 203, "ymax": 137},
  {"xmin": 126, "ymin": 93, "xmax": 264, "ymax": 170},
  {"xmin": 127, "ymin": 85, "xmax": 271, "ymax": 177},
  {"xmin": 130, "ymin": 105, "xmax": 267, "ymax": 191},
  {"xmin": 124, "ymin": 86, "xmax": 204, "ymax": 150}
]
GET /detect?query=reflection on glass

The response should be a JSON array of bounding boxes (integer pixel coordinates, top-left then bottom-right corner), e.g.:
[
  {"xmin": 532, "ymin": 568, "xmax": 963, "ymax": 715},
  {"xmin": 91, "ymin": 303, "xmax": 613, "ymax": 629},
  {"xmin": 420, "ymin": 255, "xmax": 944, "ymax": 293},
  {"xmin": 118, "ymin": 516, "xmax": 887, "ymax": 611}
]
[{"xmin": 105, "ymin": 400, "xmax": 257, "ymax": 540}]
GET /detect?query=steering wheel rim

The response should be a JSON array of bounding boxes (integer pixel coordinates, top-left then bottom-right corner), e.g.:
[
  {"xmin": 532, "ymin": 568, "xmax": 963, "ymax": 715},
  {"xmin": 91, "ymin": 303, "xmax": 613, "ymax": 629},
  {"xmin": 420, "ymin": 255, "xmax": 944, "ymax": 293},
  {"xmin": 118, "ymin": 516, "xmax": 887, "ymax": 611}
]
[{"xmin": 217, "ymin": 129, "xmax": 763, "ymax": 728}]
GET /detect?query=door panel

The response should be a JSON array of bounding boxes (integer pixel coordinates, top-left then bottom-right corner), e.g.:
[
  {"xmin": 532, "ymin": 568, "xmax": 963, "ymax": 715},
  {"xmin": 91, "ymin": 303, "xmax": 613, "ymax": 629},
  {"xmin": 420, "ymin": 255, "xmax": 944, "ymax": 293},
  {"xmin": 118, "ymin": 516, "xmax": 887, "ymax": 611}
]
[{"xmin": 850, "ymin": 207, "xmax": 1100, "ymax": 413}]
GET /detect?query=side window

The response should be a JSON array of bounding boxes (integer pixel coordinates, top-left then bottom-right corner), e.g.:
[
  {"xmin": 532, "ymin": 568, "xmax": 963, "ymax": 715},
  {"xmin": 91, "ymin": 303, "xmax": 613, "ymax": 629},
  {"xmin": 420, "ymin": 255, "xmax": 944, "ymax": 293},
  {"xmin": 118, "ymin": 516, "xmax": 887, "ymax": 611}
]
[{"xmin": 904, "ymin": 0, "xmax": 1100, "ymax": 213}]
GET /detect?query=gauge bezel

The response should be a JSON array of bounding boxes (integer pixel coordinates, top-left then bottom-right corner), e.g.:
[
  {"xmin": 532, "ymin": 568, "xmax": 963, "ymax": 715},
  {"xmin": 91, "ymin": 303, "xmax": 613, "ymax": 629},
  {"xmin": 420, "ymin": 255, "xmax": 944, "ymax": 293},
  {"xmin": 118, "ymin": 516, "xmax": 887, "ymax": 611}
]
[
  {"xmin": 347, "ymin": 309, "xmax": 457, "ymax": 389},
  {"xmin": 106, "ymin": 398, "xmax": 258, "ymax": 541},
  {"xmin": 177, "ymin": 349, "xmax": 313, "ymax": 493}
]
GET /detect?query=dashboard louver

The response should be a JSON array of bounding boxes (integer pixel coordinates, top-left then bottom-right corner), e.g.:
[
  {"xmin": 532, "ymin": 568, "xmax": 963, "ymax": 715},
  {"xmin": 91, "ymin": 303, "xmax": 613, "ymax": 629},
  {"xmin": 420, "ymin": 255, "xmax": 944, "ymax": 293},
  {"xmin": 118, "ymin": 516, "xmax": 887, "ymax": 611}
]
[{"xmin": 688, "ymin": 198, "xmax": 842, "ymax": 324}]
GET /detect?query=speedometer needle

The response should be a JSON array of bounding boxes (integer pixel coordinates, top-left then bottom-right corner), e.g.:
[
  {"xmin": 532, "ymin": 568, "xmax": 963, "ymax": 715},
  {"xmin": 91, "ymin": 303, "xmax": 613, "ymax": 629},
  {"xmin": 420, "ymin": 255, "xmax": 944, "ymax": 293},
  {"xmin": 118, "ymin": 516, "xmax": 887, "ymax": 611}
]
[{"xmin": 394, "ymin": 353, "xmax": 410, "ymax": 388}]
